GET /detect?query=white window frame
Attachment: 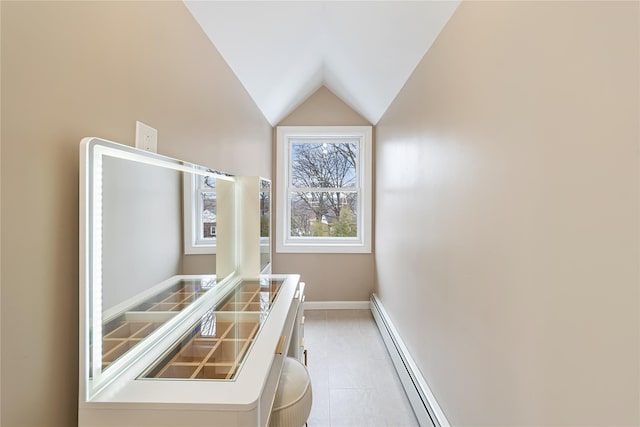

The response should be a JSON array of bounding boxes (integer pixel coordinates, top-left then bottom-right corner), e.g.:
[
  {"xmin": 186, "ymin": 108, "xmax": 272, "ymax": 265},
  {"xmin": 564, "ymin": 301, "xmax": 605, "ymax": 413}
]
[
  {"xmin": 276, "ymin": 126, "xmax": 372, "ymax": 253},
  {"xmin": 183, "ymin": 173, "xmax": 216, "ymax": 254}
]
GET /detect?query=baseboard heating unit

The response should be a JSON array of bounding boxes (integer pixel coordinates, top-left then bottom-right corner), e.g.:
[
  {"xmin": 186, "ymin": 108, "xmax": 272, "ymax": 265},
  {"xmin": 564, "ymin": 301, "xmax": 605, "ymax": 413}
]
[{"xmin": 370, "ymin": 294, "xmax": 450, "ymax": 427}]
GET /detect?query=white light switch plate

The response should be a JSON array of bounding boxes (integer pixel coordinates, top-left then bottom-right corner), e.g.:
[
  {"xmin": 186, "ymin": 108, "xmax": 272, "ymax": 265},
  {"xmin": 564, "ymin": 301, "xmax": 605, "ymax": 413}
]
[{"xmin": 135, "ymin": 121, "xmax": 157, "ymax": 153}]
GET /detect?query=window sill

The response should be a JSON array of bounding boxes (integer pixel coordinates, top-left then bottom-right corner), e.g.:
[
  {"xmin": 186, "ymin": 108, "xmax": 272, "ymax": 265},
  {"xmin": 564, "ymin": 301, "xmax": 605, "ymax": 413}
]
[
  {"xmin": 184, "ymin": 245, "xmax": 216, "ymax": 255},
  {"xmin": 276, "ymin": 241, "xmax": 371, "ymax": 254}
]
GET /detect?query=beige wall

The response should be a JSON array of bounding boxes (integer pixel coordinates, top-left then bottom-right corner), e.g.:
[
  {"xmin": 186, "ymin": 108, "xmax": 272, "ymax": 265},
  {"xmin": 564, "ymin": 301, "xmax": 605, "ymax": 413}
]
[
  {"xmin": 182, "ymin": 253, "xmax": 216, "ymax": 275},
  {"xmin": 101, "ymin": 157, "xmax": 182, "ymax": 311},
  {"xmin": 0, "ymin": 2, "xmax": 271, "ymax": 426},
  {"xmin": 274, "ymin": 86, "xmax": 375, "ymax": 301},
  {"xmin": 375, "ymin": 2, "xmax": 639, "ymax": 426},
  {"xmin": 0, "ymin": 1, "xmax": 3, "ymax": 420}
]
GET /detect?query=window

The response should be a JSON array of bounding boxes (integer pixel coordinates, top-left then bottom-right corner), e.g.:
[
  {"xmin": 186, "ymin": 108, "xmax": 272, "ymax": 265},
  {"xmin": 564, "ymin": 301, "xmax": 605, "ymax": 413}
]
[
  {"xmin": 276, "ymin": 126, "xmax": 372, "ymax": 253},
  {"xmin": 184, "ymin": 173, "xmax": 217, "ymax": 254}
]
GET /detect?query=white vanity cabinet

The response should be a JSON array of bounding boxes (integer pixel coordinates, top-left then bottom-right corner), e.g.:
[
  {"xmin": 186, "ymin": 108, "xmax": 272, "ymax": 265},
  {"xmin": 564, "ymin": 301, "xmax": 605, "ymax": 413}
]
[
  {"xmin": 79, "ymin": 138, "xmax": 307, "ymax": 426},
  {"xmin": 79, "ymin": 275, "xmax": 305, "ymax": 427},
  {"xmin": 288, "ymin": 282, "xmax": 306, "ymax": 364}
]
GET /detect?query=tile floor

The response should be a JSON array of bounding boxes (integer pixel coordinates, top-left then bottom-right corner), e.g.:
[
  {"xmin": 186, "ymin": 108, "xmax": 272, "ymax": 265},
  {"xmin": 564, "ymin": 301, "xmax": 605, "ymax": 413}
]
[{"xmin": 303, "ymin": 309, "xmax": 419, "ymax": 427}]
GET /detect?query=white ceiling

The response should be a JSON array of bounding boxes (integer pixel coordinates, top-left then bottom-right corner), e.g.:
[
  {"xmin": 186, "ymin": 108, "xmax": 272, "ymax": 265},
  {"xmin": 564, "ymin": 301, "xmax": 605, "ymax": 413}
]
[{"xmin": 184, "ymin": 1, "xmax": 460, "ymax": 125}]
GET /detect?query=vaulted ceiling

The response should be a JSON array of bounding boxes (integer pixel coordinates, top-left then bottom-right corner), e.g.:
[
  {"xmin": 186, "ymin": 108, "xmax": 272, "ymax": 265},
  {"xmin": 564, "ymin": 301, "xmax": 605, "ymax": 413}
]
[{"xmin": 184, "ymin": 1, "xmax": 460, "ymax": 125}]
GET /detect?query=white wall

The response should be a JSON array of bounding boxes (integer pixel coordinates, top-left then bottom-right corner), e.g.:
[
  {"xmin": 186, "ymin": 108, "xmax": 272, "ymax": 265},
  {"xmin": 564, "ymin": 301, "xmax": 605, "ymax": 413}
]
[{"xmin": 375, "ymin": 2, "xmax": 639, "ymax": 425}]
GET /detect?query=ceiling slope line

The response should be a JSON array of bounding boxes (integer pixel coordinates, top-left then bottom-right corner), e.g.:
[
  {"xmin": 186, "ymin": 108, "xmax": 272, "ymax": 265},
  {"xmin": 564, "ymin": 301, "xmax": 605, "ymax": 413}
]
[{"xmin": 184, "ymin": 1, "xmax": 460, "ymax": 125}]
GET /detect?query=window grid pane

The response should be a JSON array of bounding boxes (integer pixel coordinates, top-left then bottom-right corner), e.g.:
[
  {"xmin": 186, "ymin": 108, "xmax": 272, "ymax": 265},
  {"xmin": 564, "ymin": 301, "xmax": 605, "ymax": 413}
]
[
  {"xmin": 289, "ymin": 191, "xmax": 358, "ymax": 238},
  {"xmin": 201, "ymin": 192, "xmax": 216, "ymax": 240},
  {"xmin": 290, "ymin": 140, "xmax": 358, "ymax": 190}
]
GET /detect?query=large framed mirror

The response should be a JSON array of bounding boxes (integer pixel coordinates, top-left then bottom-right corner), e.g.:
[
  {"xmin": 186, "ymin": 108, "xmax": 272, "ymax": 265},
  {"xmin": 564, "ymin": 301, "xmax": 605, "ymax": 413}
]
[{"xmin": 79, "ymin": 137, "xmax": 236, "ymax": 397}]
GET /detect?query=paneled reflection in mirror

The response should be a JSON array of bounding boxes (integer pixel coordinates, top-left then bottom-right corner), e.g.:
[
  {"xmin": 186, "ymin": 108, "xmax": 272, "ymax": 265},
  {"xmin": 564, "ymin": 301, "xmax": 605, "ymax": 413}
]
[{"xmin": 82, "ymin": 139, "xmax": 236, "ymax": 384}]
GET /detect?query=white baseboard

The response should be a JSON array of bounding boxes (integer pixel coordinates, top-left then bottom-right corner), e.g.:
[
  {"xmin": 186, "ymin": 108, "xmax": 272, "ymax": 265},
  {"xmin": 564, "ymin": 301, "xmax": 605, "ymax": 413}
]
[
  {"xmin": 370, "ymin": 294, "xmax": 450, "ymax": 427},
  {"xmin": 304, "ymin": 300, "xmax": 370, "ymax": 310}
]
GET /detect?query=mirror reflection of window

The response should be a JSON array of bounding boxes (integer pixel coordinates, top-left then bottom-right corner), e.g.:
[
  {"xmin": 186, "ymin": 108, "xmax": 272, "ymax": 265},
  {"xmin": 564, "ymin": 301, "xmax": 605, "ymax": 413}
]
[
  {"xmin": 260, "ymin": 179, "xmax": 270, "ymax": 238},
  {"xmin": 184, "ymin": 173, "xmax": 219, "ymax": 254},
  {"xmin": 259, "ymin": 179, "xmax": 271, "ymax": 273},
  {"xmin": 200, "ymin": 176, "xmax": 217, "ymax": 242}
]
